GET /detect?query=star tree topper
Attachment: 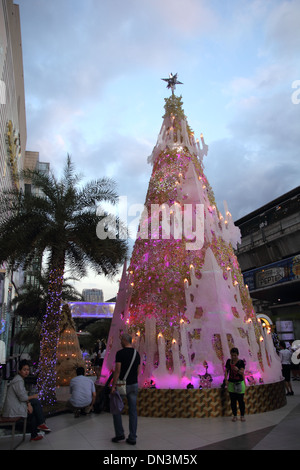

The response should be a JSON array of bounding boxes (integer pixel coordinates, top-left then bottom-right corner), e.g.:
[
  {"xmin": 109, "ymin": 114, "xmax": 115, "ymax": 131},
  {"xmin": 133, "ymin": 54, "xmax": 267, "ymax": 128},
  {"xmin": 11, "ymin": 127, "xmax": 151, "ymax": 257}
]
[{"xmin": 161, "ymin": 73, "xmax": 183, "ymax": 94}]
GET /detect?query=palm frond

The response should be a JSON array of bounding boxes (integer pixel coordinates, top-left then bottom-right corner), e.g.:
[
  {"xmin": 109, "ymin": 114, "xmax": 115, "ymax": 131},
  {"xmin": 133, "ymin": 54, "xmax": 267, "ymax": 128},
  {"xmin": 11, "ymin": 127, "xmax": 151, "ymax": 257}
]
[
  {"xmin": 77, "ymin": 178, "xmax": 119, "ymax": 208},
  {"xmin": 0, "ymin": 154, "xmax": 128, "ymax": 404}
]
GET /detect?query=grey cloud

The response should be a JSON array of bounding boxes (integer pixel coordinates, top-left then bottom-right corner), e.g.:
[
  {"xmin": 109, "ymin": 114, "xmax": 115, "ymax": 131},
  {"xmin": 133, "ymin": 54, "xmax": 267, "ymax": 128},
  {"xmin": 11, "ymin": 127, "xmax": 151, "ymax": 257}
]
[
  {"xmin": 205, "ymin": 87, "xmax": 300, "ymax": 221},
  {"xmin": 19, "ymin": 0, "xmax": 299, "ymax": 229},
  {"xmin": 19, "ymin": 0, "xmax": 190, "ymax": 106},
  {"xmin": 264, "ymin": 0, "xmax": 300, "ymax": 58},
  {"xmin": 62, "ymin": 131, "xmax": 152, "ymax": 208},
  {"xmin": 205, "ymin": 138, "xmax": 295, "ymax": 221}
]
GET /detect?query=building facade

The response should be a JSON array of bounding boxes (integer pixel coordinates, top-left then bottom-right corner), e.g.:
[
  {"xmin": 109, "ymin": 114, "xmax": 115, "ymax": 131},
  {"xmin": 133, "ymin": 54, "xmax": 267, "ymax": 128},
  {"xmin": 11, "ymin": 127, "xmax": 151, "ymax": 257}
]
[
  {"xmin": 23, "ymin": 151, "xmax": 50, "ymax": 287},
  {"xmin": 0, "ymin": 0, "xmax": 26, "ymax": 191},
  {"xmin": 0, "ymin": 0, "xmax": 27, "ymax": 373},
  {"xmin": 235, "ymin": 186, "xmax": 300, "ymax": 342},
  {"xmin": 0, "ymin": 2, "xmax": 49, "ymax": 388},
  {"xmin": 82, "ymin": 288, "xmax": 104, "ymax": 303}
]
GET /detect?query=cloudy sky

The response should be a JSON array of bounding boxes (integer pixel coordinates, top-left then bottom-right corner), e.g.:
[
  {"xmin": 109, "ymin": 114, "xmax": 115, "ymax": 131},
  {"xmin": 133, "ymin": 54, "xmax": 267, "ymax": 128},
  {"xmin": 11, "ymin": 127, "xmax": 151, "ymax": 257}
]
[{"xmin": 17, "ymin": 0, "xmax": 300, "ymax": 300}]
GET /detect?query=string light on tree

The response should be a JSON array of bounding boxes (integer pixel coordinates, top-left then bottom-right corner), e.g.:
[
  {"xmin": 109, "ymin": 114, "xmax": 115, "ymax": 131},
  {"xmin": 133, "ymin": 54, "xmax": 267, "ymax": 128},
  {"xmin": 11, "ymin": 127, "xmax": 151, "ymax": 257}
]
[{"xmin": 37, "ymin": 267, "xmax": 64, "ymax": 405}]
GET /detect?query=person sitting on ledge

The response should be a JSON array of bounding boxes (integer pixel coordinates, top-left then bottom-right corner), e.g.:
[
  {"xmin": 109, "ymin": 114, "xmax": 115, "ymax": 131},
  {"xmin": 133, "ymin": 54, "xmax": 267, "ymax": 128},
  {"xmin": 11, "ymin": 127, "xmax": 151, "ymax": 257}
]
[{"xmin": 2, "ymin": 359, "xmax": 51, "ymax": 441}]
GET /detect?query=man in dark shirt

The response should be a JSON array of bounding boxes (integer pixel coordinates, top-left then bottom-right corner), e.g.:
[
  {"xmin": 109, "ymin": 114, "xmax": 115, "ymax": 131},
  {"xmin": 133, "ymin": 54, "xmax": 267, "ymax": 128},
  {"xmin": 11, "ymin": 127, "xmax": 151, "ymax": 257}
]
[{"xmin": 111, "ymin": 333, "xmax": 140, "ymax": 445}]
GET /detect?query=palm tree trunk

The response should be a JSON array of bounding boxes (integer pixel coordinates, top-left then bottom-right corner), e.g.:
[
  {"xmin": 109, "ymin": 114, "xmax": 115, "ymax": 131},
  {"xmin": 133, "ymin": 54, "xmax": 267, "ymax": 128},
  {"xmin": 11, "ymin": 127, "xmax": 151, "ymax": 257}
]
[{"xmin": 37, "ymin": 259, "xmax": 65, "ymax": 405}]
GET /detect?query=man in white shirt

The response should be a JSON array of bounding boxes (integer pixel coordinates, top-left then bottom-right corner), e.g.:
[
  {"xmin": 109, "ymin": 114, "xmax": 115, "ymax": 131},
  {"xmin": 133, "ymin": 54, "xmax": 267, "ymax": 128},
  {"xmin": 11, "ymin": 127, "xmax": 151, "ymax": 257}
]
[
  {"xmin": 69, "ymin": 367, "xmax": 96, "ymax": 417},
  {"xmin": 279, "ymin": 341, "xmax": 294, "ymax": 396}
]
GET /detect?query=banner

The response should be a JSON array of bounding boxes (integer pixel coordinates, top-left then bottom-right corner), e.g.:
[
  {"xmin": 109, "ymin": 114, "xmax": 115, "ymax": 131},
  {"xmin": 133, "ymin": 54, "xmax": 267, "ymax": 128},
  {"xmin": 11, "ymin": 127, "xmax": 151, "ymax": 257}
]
[
  {"xmin": 243, "ymin": 254, "xmax": 300, "ymax": 291},
  {"xmin": 68, "ymin": 302, "xmax": 115, "ymax": 319}
]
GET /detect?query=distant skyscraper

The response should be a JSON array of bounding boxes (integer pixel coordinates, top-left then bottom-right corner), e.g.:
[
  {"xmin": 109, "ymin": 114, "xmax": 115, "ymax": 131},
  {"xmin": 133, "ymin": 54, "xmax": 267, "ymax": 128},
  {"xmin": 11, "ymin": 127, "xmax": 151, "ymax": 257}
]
[{"xmin": 82, "ymin": 289, "xmax": 104, "ymax": 303}]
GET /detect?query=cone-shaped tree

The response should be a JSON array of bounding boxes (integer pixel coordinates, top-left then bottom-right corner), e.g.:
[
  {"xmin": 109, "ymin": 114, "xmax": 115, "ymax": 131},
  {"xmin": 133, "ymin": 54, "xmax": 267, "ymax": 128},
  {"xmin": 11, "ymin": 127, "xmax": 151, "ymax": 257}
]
[
  {"xmin": 56, "ymin": 304, "xmax": 85, "ymax": 386},
  {"xmin": 101, "ymin": 90, "xmax": 282, "ymax": 390},
  {"xmin": 0, "ymin": 156, "xmax": 128, "ymax": 404},
  {"xmin": 11, "ymin": 273, "xmax": 83, "ymax": 363}
]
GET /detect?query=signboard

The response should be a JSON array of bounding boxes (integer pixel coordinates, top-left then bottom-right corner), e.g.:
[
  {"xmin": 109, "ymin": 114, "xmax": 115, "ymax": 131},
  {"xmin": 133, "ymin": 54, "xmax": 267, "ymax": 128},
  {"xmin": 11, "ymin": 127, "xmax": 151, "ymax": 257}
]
[
  {"xmin": 243, "ymin": 254, "xmax": 300, "ymax": 291},
  {"xmin": 256, "ymin": 266, "xmax": 286, "ymax": 288},
  {"xmin": 68, "ymin": 302, "xmax": 115, "ymax": 319},
  {"xmin": 276, "ymin": 321, "xmax": 294, "ymax": 333},
  {"xmin": 276, "ymin": 320, "xmax": 294, "ymax": 341}
]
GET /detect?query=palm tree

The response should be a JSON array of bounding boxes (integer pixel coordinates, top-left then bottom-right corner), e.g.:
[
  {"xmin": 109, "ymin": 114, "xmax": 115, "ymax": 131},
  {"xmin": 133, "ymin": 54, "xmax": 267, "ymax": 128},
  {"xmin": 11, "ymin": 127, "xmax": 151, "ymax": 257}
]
[
  {"xmin": 12, "ymin": 271, "xmax": 83, "ymax": 320},
  {"xmin": 0, "ymin": 156, "xmax": 128, "ymax": 404}
]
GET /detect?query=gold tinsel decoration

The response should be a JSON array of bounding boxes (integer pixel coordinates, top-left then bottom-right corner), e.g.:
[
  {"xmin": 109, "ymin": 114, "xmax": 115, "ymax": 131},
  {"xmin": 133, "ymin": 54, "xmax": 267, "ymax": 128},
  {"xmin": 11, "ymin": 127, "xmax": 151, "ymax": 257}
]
[{"xmin": 56, "ymin": 304, "xmax": 84, "ymax": 386}]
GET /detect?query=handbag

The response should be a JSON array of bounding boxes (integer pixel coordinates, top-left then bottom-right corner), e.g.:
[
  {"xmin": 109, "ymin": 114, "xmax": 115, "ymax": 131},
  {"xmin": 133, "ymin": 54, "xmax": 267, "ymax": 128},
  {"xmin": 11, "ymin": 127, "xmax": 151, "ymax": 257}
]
[
  {"xmin": 94, "ymin": 372, "xmax": 113, "ymax": 414},
  {"xmin": 109, "ymin": 390, "xmax": 124, "ymax": 414},
  {"xmin": 233, "ymin": 382, "xmax": 242, "ymax": 393},
  {"xmin": 116, "ymin": 349, "xmax": 137, "ymax": 396}
]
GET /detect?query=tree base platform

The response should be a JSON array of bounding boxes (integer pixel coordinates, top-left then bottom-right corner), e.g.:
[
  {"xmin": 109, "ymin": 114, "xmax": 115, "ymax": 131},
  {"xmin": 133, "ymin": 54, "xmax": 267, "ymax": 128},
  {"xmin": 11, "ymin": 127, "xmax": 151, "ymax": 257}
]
[{"xmin": 122, "ymin": 380, "xmax": 286, "ymax": 418}]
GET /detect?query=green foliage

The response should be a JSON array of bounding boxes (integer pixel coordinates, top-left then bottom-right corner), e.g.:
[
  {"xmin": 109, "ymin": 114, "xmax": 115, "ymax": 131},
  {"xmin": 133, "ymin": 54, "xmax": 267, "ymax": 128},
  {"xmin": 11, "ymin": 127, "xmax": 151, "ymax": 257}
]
[
  {"xmin": 11, "ymin": 272, "xmax": 83, "ymax": 321},
  {"xmin": 78, "ymin": 319, "xmax": 111, "ymax": 352},
  {"xmin": 0, "ymin": 155, "xmax": 128, "ymax": 275},
  {"xmin": 163, "ymin": 94, "xmax": 193, "ymax": 134},
  {"xmin": 163, "ymin": 94, "xmax": 186, "ymax": 119},
  {"xmin": 13, "ymin": 328, "xmax": 41, "ymax": 363},
  {"xmin": 11, "ymin": 274, "xmax": 83, "ymax": 361},
  {"xmin": 0, "ymin": 155, "xmax": 128, "ymax": 404}
]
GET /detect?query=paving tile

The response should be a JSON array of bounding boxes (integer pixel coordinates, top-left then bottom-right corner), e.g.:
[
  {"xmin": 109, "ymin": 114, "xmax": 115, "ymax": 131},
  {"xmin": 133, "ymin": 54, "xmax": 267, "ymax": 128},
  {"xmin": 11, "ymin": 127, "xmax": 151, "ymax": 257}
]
[{"xmin": 8, "ymin": 380, "xmax": 299, "ymax": 452}]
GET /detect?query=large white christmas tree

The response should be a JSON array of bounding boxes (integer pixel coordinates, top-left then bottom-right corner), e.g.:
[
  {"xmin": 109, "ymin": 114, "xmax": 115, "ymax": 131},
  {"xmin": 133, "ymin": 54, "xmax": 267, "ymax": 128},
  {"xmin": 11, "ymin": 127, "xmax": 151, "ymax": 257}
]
[{"xmin": 101, "ymin": 75, "xmax": 282, "ymax": 390}]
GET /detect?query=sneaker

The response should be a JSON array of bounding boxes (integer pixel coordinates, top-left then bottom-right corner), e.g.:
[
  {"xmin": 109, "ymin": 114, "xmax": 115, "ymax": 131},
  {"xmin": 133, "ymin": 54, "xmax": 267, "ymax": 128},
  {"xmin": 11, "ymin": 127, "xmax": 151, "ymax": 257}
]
[
  {"xmin": 241, "ymin": 416, "xmax": 246, "ymax": 422},
  {"xmin": 37, "ymin": 424, "xmax": 51, "ymax": 432},
  {"xmin": 232, "ymin": 416, "xmax": 237, "ymax": 422},
  {"xmin": 85, "ymin": 405, "xmax": 93, "ymax": 414},
  {"xmin": 126, "ymin": 438, "xmax": 136, "ymax": 445},
  {"xmin": 111, "ymin": 435, "xmax": 125, "ymax": 443},
  {"xmin": 30, "ymin": 435, "xmax": 43, "ymax": 441}
]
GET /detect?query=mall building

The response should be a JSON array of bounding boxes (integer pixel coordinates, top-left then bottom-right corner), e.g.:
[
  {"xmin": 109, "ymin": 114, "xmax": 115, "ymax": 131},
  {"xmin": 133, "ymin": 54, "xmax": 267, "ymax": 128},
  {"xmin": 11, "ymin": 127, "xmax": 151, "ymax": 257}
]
[{"xmin": 235, "ymin": 186, "xmax": 300, "ymax": 343}]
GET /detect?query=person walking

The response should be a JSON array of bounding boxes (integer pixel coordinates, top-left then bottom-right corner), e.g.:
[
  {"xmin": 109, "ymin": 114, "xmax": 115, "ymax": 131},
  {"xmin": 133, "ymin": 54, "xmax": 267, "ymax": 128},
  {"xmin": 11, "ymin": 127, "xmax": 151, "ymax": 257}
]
[
  {"xmin": 225, "ymin": 347, "xmax": 246, "ymax": 421},
  {"xmin": 2, "ymin": 359, "xmax": 51, "ymax": 441},
  {"xmin": 279, "ymin": 341, "xmax": 294, "ymax": 396},
  {"xmin": 111, "ymin": 333, "xmax": 140, "ymax": 445}
]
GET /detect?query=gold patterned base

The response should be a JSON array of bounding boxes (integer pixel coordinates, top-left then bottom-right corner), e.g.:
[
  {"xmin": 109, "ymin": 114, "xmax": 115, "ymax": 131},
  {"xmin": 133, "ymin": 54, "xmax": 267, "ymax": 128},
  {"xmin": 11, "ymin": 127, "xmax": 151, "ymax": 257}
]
[{"xmin": 120, "ymin": 381, "xmax": 286, "ymax": 418}]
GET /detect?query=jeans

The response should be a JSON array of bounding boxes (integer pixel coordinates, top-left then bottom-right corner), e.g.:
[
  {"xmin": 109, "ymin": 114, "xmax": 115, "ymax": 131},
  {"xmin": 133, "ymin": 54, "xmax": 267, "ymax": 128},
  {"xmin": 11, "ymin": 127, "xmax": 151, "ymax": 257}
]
[
  {"xmin": 229, "ymin": 392, "xmax": 245, "ymax": 417},
  {"xmin": 29, "ymin": 398, "xmax": 45, "ymax": 438},
  {"xmin": 113, "ymin": 383, "xmax": 138, "ymax": 441}
]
